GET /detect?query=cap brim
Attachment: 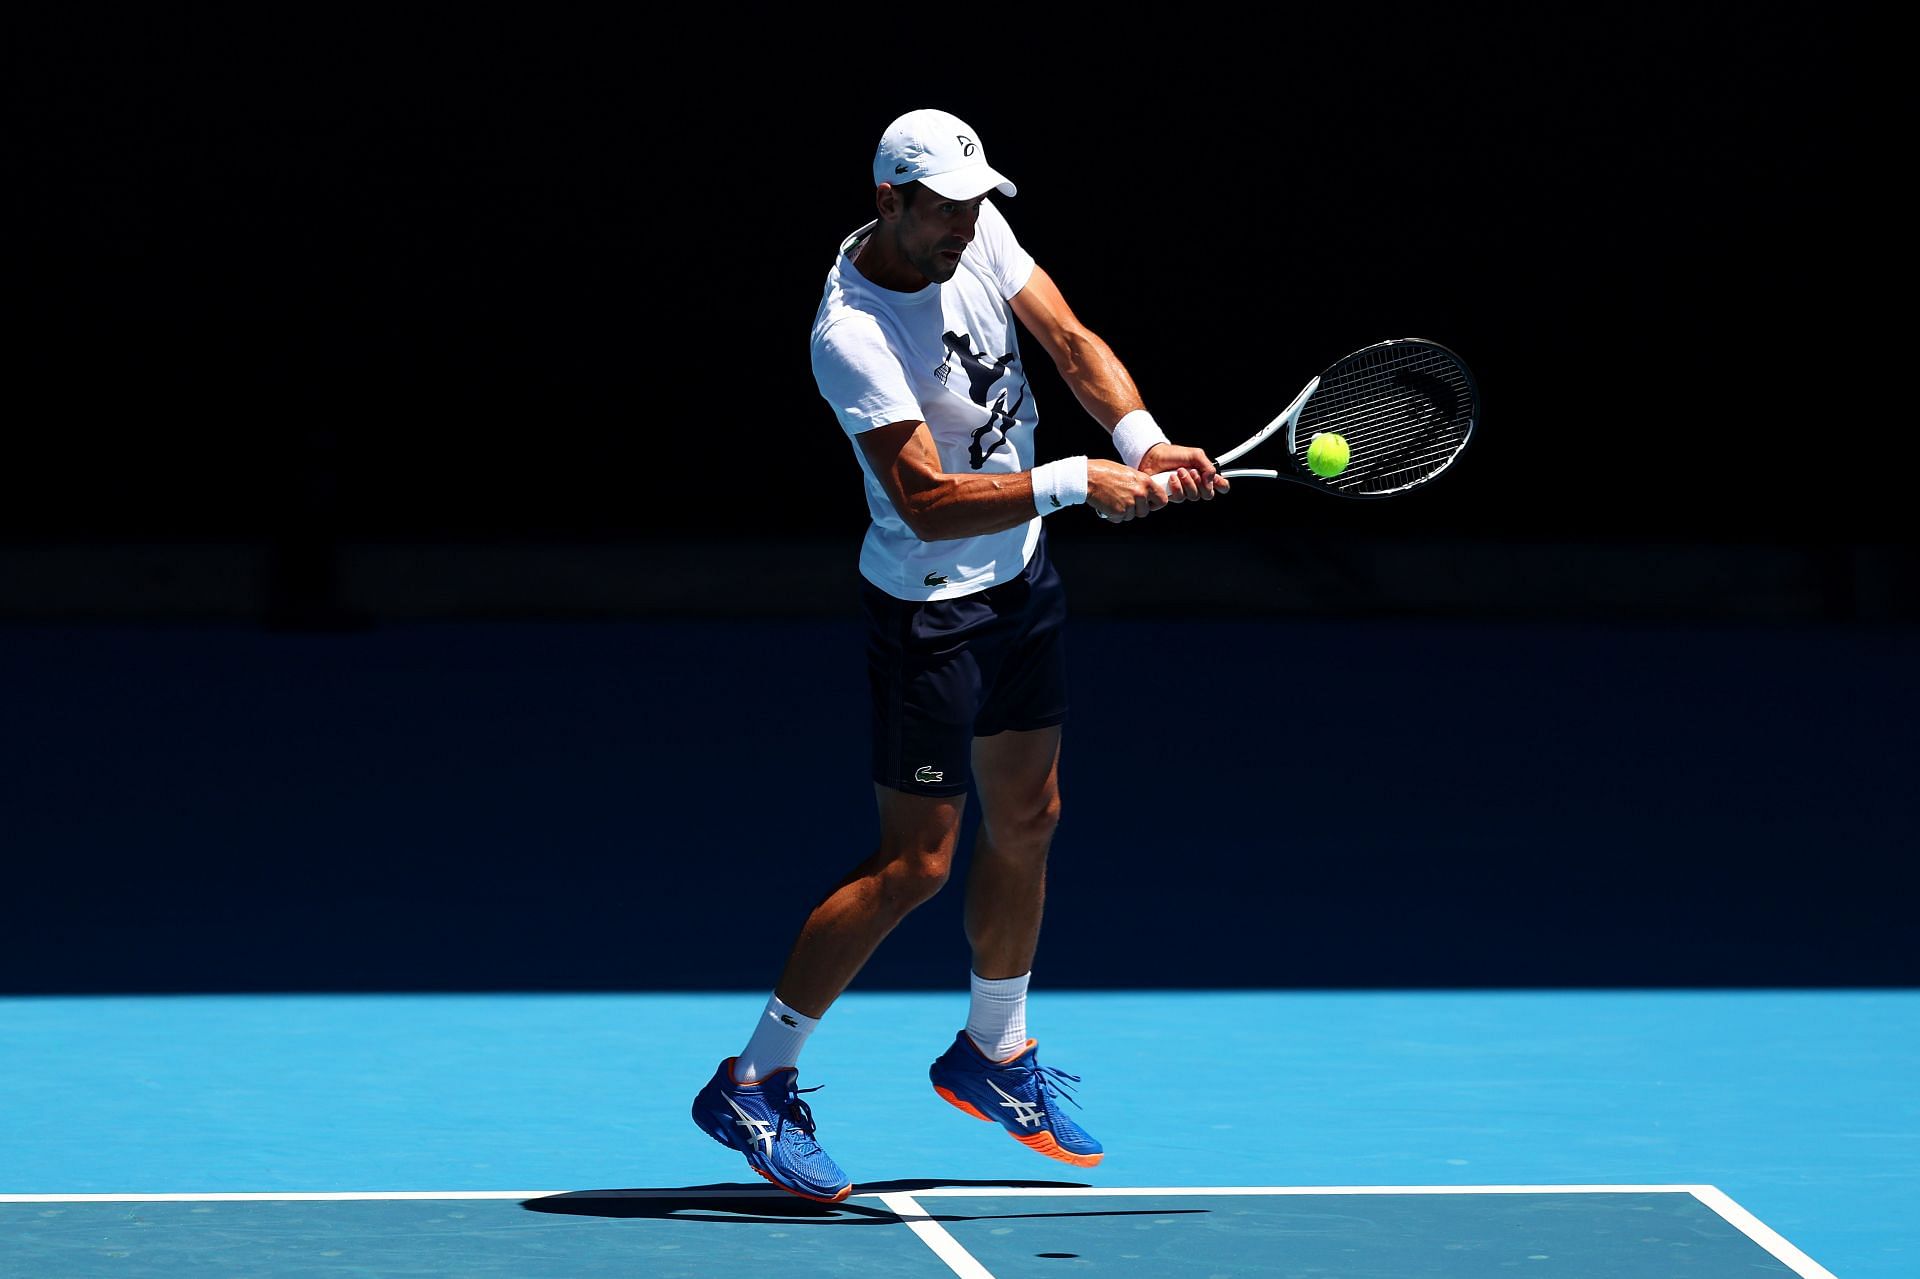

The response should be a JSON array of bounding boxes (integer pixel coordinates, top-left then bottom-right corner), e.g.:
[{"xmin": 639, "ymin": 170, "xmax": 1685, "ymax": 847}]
[{"xmin": 919, "ymin": 166, "xmax": 1017, "ymax": 200}]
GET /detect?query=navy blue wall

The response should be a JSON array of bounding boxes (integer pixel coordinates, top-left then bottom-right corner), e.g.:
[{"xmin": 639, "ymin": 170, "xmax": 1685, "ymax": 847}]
[{"xmin": 5, "ymin": 612, "xmax": 1911, "ymax": 994}]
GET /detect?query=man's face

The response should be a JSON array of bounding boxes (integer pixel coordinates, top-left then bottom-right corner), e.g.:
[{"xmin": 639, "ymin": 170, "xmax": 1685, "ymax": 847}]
[{"xmin": 894, "ymin": 189, "xmax": 987, "ymax": 286}]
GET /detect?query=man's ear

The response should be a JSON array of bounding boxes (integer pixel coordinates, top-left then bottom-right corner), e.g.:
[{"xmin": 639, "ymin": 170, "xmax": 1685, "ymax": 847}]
[{"xmin": 874, "ymin": 182, "xmax": 902, "ymax": 222}]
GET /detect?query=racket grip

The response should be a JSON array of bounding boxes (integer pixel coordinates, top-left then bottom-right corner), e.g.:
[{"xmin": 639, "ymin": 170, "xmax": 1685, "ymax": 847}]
[
  {"xmin": 1148, "ymin": 469, "xmax": 1230, "ymax": 494},
  {"xmin": 1097, "ymin": 470, "xmax": 1174, "ymax": 521},
  {"xmin": 1097, "ymin": 468, "xmax": 1228, "ymax": 519}
]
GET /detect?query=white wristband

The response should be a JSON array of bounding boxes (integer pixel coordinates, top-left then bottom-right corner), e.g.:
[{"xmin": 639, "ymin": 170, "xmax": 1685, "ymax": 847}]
[
  {"xmin": 1111, "ymin": 408, "xmax": 1169, "ymax": 470},
  {"xmin": 1031, "ymin": 456, "xmax": 1089, "ymax": 515}
]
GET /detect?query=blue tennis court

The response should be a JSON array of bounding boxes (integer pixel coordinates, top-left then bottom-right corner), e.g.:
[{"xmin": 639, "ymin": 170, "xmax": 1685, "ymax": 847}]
[{"xmin": 3, "ymin": 989, "xmax": 1910, "ymax": 1275}]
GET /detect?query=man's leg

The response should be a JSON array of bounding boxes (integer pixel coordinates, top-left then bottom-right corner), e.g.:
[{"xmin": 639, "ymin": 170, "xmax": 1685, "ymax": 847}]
[
  {"xmin": 964, "ymin": 725, "xmax": 1062, "ymax": 981},
  {"xmin": 928, "ymin": 722, "xmax": 1101, "ymax": 1166},
  {"xmin": 774, "ymin": 786, "xmax": 968, "ymax": 1019},
  {"xmin": 692, "ymin": 786, "xmax": 966, "ymax": 1202}
]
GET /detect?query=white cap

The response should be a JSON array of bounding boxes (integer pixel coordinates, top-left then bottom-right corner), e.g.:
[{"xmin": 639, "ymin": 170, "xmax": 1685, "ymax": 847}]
[{"xmin": 872, "ymin": 108, "xmax": 1017, "ymax": 200}]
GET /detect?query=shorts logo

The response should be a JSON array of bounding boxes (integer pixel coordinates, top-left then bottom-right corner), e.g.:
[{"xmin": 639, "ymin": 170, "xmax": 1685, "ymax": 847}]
[{"xmin": 914, "ymin": 765, "xmax": 945, "ymax": 784}]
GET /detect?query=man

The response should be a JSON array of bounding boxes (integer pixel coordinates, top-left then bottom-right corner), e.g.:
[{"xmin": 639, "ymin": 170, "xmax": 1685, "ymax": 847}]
[{"xmin": 691, "ymin": 107, "xmax": 1224, "ymax": 1203}]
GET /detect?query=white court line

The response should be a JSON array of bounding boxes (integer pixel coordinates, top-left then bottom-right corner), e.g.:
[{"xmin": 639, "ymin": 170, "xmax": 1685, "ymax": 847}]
[
  {"xmin": 0, "ymin": 1182, "xmax": 1727, "ymax": 1203},
  {"xmin": 874, "ymin": 1192, "xmax": 995, "ymax": 1279},
  {"xmin": 0, "ymin": 1188, "xmax": 1001, "ymax": 1279},
  {"xmin": 891, "ymin": 1185, "xmax": 1836, "ymax": 1279},
  {"xmin": 0, "ymin": 1184, "xmax": 1835, "ymax": 1279},
  {"xmin": 0, "ymin": 1191, "xmax": 557, "ymax": 1203},
  {"xmin": 899, "ymin": 1183, "xmax": 1713, "ymax": 1197},
  {"xmin": 1691, "ymin": 1185, "xmax": 1839, "ymax": 1279}
]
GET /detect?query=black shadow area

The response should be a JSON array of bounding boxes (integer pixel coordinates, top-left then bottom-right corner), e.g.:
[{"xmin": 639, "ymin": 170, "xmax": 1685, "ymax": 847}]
[{"xmin": 520, "ymin": 1181, "xmax": 1205, "ymax": 1228}]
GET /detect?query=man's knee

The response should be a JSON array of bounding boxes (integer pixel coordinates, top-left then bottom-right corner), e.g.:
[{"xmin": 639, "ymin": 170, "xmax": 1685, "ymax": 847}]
[
  {"xmin": 985, "ymin": 787, "xmax": 1061, "ymax": 855},
  {"xmin": 875, "ymin": 843, "xmax": 954, "ymax": 907},
  {"xmin": 872, "ymin": 787, "xmax": 964, "ymax": 909}
]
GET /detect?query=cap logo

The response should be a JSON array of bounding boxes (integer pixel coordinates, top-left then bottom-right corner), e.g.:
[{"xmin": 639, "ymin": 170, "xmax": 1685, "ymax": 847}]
[{"xmin": 957, "ymin": 135, "xmax": 976, "ymax": 156}]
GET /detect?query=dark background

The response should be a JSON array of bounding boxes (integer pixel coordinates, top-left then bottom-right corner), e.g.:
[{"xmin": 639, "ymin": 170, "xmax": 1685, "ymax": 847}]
[{"xmin": 5, "ymin": 7, "xmax": 1910, "ymax": 993}]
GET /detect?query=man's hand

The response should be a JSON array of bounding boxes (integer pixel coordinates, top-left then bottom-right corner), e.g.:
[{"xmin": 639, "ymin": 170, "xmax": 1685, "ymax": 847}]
[
  {"xmin": 1086, "ymin": 459, "xmax": 1168, "ymax": 522},
  {"xmin": 1139, "ymin": 442, "xmax": 1229, "ymax": 501}
]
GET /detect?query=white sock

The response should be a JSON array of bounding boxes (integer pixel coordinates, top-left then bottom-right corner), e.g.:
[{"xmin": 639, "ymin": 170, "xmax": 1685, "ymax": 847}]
[
  {"xmin": 735, "ymin": 993, "xmax": 819, "ymax": 1083},
  {"xmin": 965, "ymin": 970, "xmax": 1031, "ymax": 1061}
]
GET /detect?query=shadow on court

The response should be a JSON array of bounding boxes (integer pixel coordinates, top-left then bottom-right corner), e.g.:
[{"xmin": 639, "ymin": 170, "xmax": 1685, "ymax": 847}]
[{"xmin": 521, "ymin": 1181, "xmax": 1207, "ymax": 1228}]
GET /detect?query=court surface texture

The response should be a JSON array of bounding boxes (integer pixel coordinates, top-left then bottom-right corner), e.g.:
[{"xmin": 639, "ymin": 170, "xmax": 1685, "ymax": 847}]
[{"xmin": 4, "ymin": 989, "xmax": 1912, "ymax": 1276}]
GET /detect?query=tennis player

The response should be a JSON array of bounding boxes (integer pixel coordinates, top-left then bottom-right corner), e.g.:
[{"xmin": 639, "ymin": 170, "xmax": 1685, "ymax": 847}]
[{"xmin": 691, "ymin": 107, "xmax": 1224, "ymax": 1202}]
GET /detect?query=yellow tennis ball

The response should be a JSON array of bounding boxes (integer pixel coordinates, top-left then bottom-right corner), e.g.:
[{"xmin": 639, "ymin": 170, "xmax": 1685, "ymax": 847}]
[{"xmin": 1306, "ymin": 432, "xmax": 1350, "ymax": 478}]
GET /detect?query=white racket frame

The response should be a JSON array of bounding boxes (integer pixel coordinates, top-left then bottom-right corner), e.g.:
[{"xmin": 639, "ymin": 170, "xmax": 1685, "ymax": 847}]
[{"xmin": 1148, "ymin": 374, "xmax": 1319, "ymax": 493}]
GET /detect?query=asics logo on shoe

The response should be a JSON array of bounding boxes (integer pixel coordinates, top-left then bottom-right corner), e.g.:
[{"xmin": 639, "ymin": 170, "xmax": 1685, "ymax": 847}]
[
  {"xmin": 725, "ymin": 1096, "xmax": 778, "ymax": 1153},
  {"xmin": 914, "ymin": 765, "xmax": 945, "ymax": 784},
  {"xmin": 989, "ymin": 1081, "xmax": 1044, "ymax": 1128}
]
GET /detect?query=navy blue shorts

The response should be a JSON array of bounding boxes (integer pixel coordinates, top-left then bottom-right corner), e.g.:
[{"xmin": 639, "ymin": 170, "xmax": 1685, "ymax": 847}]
[{"xmin": 864, "ymin": 533, "xmax": 1069, "ymax": 797}]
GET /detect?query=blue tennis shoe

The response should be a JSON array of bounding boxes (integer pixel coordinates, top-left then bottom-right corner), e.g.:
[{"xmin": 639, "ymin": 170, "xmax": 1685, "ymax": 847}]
[
  {"xmin": 929, "ymin": 1032, "xmax": 1103, "ymax": 1167},
  {"xmin": 690, "ymin": 1058, "xmax": 852, "ymax": 1203}
]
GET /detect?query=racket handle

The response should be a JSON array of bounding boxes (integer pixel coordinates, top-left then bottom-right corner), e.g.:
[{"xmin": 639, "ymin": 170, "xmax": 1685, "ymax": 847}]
[
  {"xmin": 1099, "ymin": 468, "xmax": 1254, "ymax": 519},
  {"xmin": 1149, "ymin": 468, "xmax": 1256, "ymax": 493}
]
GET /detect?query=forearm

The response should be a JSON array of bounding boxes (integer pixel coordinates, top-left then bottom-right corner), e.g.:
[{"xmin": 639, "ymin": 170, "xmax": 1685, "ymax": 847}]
[
  {"xmin": 1005, "ymin": 266, "xmax": 1209, "ymax": 494},
  {"xmin": 1050, "ymin": 328, "xmax": 1144, "ymax": 430},
  {"xmin": 898, "ymin": 470, "xmax": 1044, "ymax": 542},
  {"xmin": 901, "ymin": 456, "xmax": 1162, "ymax": 538},
  {"xmin": 1051, "ymin": 329, "xmax": 1172, "ymax": 471},
  {"xmin": 862, "ymin": 420, "xmax": 1141, "ymax": 540}
]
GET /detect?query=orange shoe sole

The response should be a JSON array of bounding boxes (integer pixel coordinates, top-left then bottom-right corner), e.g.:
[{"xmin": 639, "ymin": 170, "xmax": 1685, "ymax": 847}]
[{"xmin": 934, "ymin": 1085, "xmax": 1104, "ymax": 1168}]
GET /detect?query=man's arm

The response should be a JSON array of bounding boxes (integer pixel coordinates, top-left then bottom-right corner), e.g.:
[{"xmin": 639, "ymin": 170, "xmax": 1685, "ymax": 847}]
[
  {"xmin": 856, "ymin": 419, "xmax": 1163, "ymax": 541},
  {"xmin": 1008, "ymin": 265, "xmax": 1223, "ymax": 499}
]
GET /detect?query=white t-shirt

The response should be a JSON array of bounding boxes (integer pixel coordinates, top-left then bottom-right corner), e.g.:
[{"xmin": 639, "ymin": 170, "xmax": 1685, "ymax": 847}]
[{"xmin": 810, "ymin": 199, "xmax": 1040, "ymax": 601}]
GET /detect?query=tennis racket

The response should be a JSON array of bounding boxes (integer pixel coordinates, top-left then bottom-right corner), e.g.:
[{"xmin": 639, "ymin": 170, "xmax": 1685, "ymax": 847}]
[{"xmin": 1156, "ymin": 337, "xmax": 1477, "ymax": 499}]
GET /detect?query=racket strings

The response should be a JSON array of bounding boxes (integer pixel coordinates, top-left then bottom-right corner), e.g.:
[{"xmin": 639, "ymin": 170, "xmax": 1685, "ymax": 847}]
[
  {"xmin": 1304, "ymin": 399, "xmax": 1465, "ymax": 488},
  {"xmin": 1295, "ymin": 348, "xmax": 1473, "ymax": 494},
  {"xmin": 1306, "ymin": 384, "xmax": 1464, "ymax": 486}
]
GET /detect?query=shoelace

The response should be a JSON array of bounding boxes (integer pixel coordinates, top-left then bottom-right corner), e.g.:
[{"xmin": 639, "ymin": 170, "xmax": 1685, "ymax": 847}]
[
  {"xmin": 1028, "ymin": 1062, "xmax": 1085, "ymax": 1117},
  {"xmin": 774, "ymin": 1082, "xmax": 827, "ymax": 1153}
]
